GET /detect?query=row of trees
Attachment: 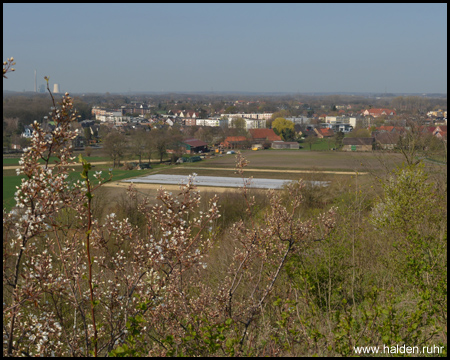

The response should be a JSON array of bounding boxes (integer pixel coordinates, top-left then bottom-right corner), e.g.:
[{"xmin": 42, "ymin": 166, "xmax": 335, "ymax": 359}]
[
  {"xmin": 101, "ymin": 128, "xmax": 181, "ymax": 167},
  {"xmin": 99, "ymin": 118, "xmax": 258, "ymax": 167},
  {"xmin": 3, "ymin": 94, "xmax": 92, "ymax": 126}
]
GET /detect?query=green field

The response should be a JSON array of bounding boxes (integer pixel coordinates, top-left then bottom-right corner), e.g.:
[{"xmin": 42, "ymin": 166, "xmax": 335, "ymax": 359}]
[
  {"xmin": 2, "ymin": 163, "xmax": 171, "ymax": 211},
  {"xmin": 299, "ymin": 138, "xmax": 337, "ymax": 151},
  {"xmin": 3, "ymin": 175, "xmax": 24, "ymax": 210},
  {"xmin": 187, "ymin": 149, "xmax": 406, "ymax": 172},
  {"xmin": 2, "ymin": 155, "xmax": 112, "ymax": 166},
  {"xmin": 4, "ymin": 149, "xmax": 441, "ymax": 212}
]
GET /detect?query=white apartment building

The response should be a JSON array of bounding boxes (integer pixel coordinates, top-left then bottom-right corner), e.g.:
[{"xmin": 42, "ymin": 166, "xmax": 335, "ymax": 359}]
[
  {"xmin": 227, "ymin": 117, "xmax": 266, "ymax": 130},
  {"xmin": 196, "ymin": 118, "xmax": 228, "ymax": 127},
  {"xmin": 286, "ymin": 116, "xmax": 312, "ymax": 125},
  {"xmin": 221, "ymin": 113, "xmax": 273, "ymax": 120},
  {"xmin": 96, "ymin": 111, "xmax": 135, "ymax": 124},
  {"xmin": 326, "ymin": 116, "xmax": 357, "ymax": 128}
]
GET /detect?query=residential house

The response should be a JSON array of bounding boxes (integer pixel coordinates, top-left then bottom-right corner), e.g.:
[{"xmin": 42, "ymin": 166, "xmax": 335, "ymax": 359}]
[
  {"xmin": 248, "ymin": 129, "xmax": 282, "ymax": 145},
  {"xmin": 222, "ymin": 136, "xmax": 248, "ymax": 149},
  {"xmin": 373, "ymin": 125, "xmax": 405, "ymax": 134},
  {"xmin": 119, "ymin": 103, "xmax": 152, "ymax": 116},
  {"xmin": 271, "ymin": 141, "xmax": 300, "ymax": 149},
  {"xmin": 10, "ymin": 142, "xmax": 22, "ymax": 150},
  {"xmin": 419, "ymin": 125, "xmax": 438, "ymax": 137},
  {"xmin": 184, "ymin": 118, "xmax": 197, "ymax": 126},
  {"xmin": 434, "ymin": 125, "xmax": 447, "ymax": 139},
  {"xmin": 427, "ymin": 110, "xmax": 446, "ymax": 118},
  {"xmin": 295, "ymin": 125, "xmax": 317, "ymax": 139},
  {"xmin": 342, "ymin": 137, "xmax": 374, "ymax": 151},
  {"xmin": 419, "ymin": 125, "xmax": 447, "ymax": 140},
  {"xmin": 21, "ymin": 125, "xmax": 34, "ymax": 138},
  {"xmin": 330, "ymin": 123, "xmax": 353, "ymax": 133},
  {"xmin": 186, "ymin": 111, "xmax": 199, "ymax": 119},
  {"xmin": 180, "ymin": 138, "xmax": 208, "ymax": 154},
  {"xmin": 178, "ymin": 110, "xmax": 199, "ymax": 119},
  {"xmin": 80, "ymin": 120, "xmax": 95, "ymax": 128},
  {"xmin": 72, "ymin": 134, "xmax": 86, "ymax": 148},
  {"xmin": 138, "ymin": 104, "xmax": 152, "ymax": 115},
  {"xmin": 314, "ymin": 128, "xmax": 335, "ymax": 138},
  {"xmin": 362, "ymin": 108, "xmax": 396, "ymax": 117},
  {"xmin": 373, "ymin": 132, "xmax": 400, "ymax": 150}
]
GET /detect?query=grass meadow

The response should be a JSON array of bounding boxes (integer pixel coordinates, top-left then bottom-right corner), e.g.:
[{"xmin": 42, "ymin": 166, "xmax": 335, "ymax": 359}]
[
  {"xmin": 3, "ymin": 164, "xmax": 166, "ymax": 211},
  {"xmin": 3, "ymin": 148, "xmax": 408, "ymax": 213},
  {"xmin": 3, "ymin": 147, "xmax": 442, "ymax": 213}
]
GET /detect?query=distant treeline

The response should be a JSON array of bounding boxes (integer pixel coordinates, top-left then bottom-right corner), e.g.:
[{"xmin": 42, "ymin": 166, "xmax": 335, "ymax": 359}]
[{"xmin": 3, "ymin": 93, "xmax": 92, "ymax": 125}]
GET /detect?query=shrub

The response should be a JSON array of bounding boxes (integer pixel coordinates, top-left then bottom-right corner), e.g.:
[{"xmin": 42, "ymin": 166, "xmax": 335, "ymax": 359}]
[{"xmin": 3, "ymin": 63, "xmax": 336, "ymax": 357}]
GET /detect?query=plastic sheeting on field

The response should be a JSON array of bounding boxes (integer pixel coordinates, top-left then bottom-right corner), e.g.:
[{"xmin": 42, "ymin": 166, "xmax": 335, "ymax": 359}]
[{"xmin": 122, "ymin": 174, "xmax": 329, "ymax": 189}]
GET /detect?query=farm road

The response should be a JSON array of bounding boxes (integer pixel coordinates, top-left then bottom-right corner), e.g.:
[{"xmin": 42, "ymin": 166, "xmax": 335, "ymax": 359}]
[
  {"xmin": 183, "ymin": 167, "xmax": 367, "ymax": 175},
  {"xmin": 2, "ymin": 160, "xmax": 113, "ymax": 170},
  {"xmin": 3, "ymin": 162, "xmax": 368, "ymax": 175}
]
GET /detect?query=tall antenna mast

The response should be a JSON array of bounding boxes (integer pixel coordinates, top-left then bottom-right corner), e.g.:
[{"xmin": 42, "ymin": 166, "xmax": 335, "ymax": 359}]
[{"xmin": 34, "ymin": 70, "xmax": 37, "ymax": 92}]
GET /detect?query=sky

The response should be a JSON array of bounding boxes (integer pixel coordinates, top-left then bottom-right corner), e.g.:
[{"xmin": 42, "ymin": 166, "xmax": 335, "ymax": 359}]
[{"xmin": 3, "ymin": 3, "xmax": 447, "ymax": 94}]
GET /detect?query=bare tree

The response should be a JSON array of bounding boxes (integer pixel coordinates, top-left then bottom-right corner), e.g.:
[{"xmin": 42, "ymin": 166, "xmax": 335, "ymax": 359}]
[
  {"xmin": 129, "ymin": 130, "xmax": 148, "ymax": 165},
  {"xmin": 103, "ymin": 130, "xmax": 127, "ymax": 167},
  {"xmin": 153, "ymin": 129, "xmax": 170, "ymax": 163},
  {"xmin": 396, "ymin": 119, "xmax": 428, "ymax": 166}
]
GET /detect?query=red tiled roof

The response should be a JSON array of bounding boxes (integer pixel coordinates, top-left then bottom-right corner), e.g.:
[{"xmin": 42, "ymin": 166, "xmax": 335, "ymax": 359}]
[
  {"xmin": 182, "ymin": 138, "xmax": 208, "ymax": 147},
  {"xmin": 377, "ymin": 125, "xmax": 394, "ymax": 132},
  {"xmin": 376, "ymin": 126, "xmax": 405, "ymax": 133},
  {"xmin": 419, "ymin": 126, "xmax": 436, "ymax": 133},
  {"xmin": 315, "ymin": 128, "xmax": 334, "ymax": 137},
  {"xmin": 365, "ymin": 108, "xmax": 397, "ymax": 116},
  {"xmin": 224, "ymin": 136, "xmax": 247, "ymax": 143},
  {"xmin": 248, "ymin": 129, "xmax": 281, "ymax": 141},
  {"xmin": 185, "ymin": 111, "xmax": 199, "ymax": 118},
  {"xmin": 222, "ymin": 136, "xmax": 247, "ymax": 147}
]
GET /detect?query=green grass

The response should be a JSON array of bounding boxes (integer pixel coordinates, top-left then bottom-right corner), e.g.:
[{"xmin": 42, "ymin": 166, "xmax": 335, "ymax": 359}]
[
  {"xmin": 186, "ymin": 150, "xmax": 405, "ymax": 172},
  {"xmin": 299, "ymin": 138, "xmax": 337, "ymax": 151},
  {"xmin": 2, "ymin": 156, "xmax": 113, "ymax": 166},
  {"xmin": 3, "ymin": 175, "xmax": 24, "ymax": 210},
  {"xmin": 2, "ymin": 164, "xmax": 170, "ymax": 212},
  {"xmin": 423, "ymin": 156, "xmax": 447, "ymax": 165}
]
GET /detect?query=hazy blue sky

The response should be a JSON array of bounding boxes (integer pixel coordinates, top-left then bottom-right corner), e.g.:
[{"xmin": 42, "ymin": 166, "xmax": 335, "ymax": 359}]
[{"xmin": 3, "ymin": 3, "xmax": 447, "ymax": 94}]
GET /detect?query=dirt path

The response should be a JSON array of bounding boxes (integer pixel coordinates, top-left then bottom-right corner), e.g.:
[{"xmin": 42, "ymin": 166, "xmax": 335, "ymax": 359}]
[
  {"xmin": 4, "ymin": 162, "xmax": 368, "ymax": 175},
  {"xmin": 103, "ymin": 181, "xmax": 243, "ymax": 193},
  {"xmin": 3, "ymin": 161, "xmax": 114, "ymax": 170},
  {"xmin": 183, "ymin": 167, "xmax": 368, "ymax": 175}
]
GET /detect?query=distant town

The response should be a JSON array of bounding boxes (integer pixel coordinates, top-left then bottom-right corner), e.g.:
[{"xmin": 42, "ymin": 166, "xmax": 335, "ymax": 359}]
[{"xmin": 3, "ymin": 91, "xmax": 447, "ymax": 166}]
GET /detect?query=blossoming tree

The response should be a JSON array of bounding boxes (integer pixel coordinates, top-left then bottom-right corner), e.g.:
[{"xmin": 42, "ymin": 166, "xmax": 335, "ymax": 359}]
[{"xmin": 3, "ymin": 59, "xmax": 336, "ymax": 357}]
